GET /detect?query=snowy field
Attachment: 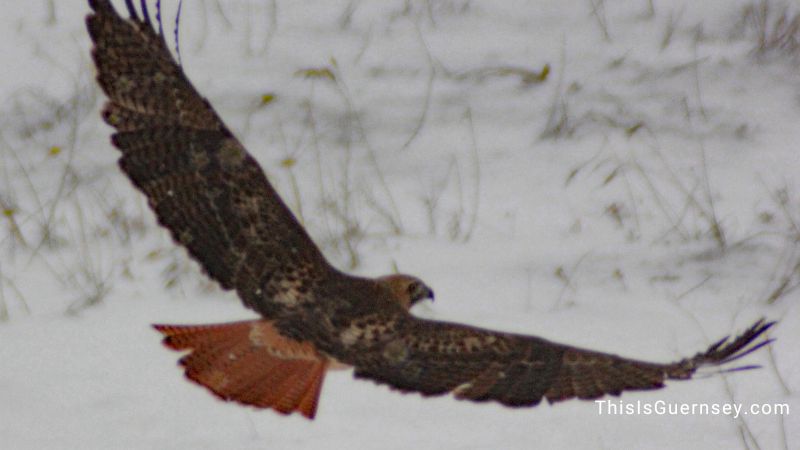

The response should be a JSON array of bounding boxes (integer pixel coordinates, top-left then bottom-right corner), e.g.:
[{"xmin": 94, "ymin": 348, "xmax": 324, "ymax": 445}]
[{"xmin": 1, "ymin": 0, "xmax": 799, "ymax": 448}]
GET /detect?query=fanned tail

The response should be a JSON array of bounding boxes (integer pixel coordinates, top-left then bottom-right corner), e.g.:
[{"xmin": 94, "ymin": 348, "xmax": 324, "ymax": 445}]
[{"xmin": 153, "ymin": 320, "xmax": 328, "ymax": 419}]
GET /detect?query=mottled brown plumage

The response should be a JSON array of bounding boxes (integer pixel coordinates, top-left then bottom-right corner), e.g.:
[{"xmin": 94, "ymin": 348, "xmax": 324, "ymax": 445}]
[
  {"xmin": 152, "ymin": 274, "xmax": 430, "ymax": 419},
  {"xmin": 88, "ymin": 0, "xmax": 775, "ymax": 420}
]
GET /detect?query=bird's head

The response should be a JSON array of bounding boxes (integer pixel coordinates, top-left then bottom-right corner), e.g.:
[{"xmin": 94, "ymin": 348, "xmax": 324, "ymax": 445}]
[{"xmin": 377, "ymin": 274, "xmax": 435, "ymax": 310}]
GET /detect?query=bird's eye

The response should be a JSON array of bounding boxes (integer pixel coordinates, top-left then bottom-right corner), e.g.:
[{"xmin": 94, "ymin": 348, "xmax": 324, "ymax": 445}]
[{"xmin": 407, "ymin": 282, "xmax": 419, "ymax": 294}]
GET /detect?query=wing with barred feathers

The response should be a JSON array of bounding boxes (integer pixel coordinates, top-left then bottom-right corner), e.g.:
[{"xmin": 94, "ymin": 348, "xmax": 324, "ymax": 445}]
[
  {"xmin": 349, "ymin": 317, "xmax": 774, "ymax": 407},
  {"xmin": 87, "ymin": 0, "xmax": 332, "ymax": 316}
]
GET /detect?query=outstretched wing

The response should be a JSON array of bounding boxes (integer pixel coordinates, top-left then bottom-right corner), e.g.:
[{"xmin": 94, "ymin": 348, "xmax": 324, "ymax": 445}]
[
  {"xmin": 87, "ymin": 0, "xmax": 331, "ymax": 316},
  {"xmin": 351, "ymin": 317, "xmax": 774, "ymax": 407}
]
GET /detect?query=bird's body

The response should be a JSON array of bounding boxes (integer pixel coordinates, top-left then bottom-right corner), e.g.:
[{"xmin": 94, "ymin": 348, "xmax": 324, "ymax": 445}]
[
  {"xmin": 87, "ymin": 0, "xmax": 774, "ymax": 420},
  {"xmin": 153, "ymin": 274, "xmax": 432, "ymax": 418}
]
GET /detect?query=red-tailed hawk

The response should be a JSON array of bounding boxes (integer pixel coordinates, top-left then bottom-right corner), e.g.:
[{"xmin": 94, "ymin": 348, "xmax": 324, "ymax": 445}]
[{"xmin": 87, "ymin": 0, "xmax": 775, "ymax": 420}]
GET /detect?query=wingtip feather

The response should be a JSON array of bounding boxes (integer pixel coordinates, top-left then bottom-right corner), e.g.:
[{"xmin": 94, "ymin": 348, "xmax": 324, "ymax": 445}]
[{"xmin": 671, "ymin": 318, "xmax": 776, "ymax": 378}]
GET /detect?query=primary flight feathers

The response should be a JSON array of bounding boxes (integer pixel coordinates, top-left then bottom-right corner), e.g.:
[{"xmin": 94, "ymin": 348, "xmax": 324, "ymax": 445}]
[{"xmin": 87, "ymin": 0, "xmax": 775, "ymax": 420}]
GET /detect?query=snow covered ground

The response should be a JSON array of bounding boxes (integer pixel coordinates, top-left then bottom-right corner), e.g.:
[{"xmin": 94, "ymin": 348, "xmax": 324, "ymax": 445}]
[{"xmin": 1, "ymin": 0, "xmax": 798, "ymax": 448}]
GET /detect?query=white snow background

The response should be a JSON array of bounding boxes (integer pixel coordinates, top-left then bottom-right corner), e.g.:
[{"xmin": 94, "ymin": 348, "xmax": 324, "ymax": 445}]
[{"xmin": 1, "ymin": 0, "xmax": 798, "ymax": 449}]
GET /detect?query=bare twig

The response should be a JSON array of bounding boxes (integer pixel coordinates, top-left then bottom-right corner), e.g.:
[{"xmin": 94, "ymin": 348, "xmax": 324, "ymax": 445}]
[
  {"xmin": 461, "ymin": 107, "xmax": 480, "ymax": 242},
  {"xmin": 588, "ymin": 0, "xmax": 611, "ymax": 42}
]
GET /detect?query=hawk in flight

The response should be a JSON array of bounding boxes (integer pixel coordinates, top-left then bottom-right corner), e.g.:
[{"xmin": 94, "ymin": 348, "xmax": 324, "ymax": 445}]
[{"xmin": 87, "ymin": 0, "xmax": 774, "ymax": 419}]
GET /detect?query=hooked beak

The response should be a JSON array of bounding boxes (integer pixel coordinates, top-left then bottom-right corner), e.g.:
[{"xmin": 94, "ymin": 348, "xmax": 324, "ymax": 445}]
[{"xmin": 413, "ymin": 284, "xmax": 434, "ymax": 306}]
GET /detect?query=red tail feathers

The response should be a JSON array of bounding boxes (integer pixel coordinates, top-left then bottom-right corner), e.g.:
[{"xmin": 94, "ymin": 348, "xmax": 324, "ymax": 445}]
[{"xmin": 153, "ymin": 320, "xmax": 328, "ymax": 419}]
